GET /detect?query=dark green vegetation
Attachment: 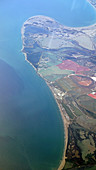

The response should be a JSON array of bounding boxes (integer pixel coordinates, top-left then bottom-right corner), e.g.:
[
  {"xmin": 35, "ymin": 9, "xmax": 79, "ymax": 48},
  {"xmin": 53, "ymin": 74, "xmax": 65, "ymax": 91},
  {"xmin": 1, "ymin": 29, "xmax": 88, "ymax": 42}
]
[
  {"xmin": 62, "ymin": 103, "xmax": 74, "ymax": 119},
  {"xmin": 22, "ymin": 13, "xmax": 96, "ymax": 169},
  {"xmin": 64, "ymin": 123, "xmax": 96, "ymax": 170}
]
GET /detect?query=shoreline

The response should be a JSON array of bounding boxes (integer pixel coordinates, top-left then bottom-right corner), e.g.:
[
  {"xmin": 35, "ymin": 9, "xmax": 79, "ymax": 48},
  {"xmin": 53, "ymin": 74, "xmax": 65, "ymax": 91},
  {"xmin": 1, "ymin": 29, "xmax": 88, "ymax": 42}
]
[
  {"xmin": 22, "ymin": 14, "xmax": 96, "ymax": 32},
  {"xmin": 46, "ymin": 81, "xmax": 69, "ymax": 170},
  {"xmin": 22, "ymin": 48, "xmax": 69, "ymax": 169},
  {"xmin": 45, "ymin": 81, "xmax": 69, "ymax": 170},
  {"xmin": 31, "ymin": 61, "xmax": 69, "ymax": 169},
  {"xmin": 21, "ymin": 27, "xmax": 69, "ymax": 169},
  {"xmin": 21, "ymin": 12, "xmax": 96, "ymax": 169}
]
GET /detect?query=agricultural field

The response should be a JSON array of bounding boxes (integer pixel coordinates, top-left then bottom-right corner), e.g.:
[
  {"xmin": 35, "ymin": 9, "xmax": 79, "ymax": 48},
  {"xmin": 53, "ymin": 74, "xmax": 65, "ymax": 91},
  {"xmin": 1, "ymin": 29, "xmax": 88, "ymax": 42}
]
[
  {"xmin": 70, "ymin": 103, "xmax": 83, "ymax": 117},
  {"xmin": 38, "ymin": 65, "xmax": 74, "ymax": 81},
  {"xmin": 77, "ymin": 95, "xmax": 96, "ymax": 114},
  {"xmin": 57, "ymin": 60, "xmax": 90, "ymax": 74},
  {"xmin": 71, "ymin": 75, "xmax": 94, "ymax": 87},
  {"xmin": 88, "ymin": 93, "xmax": 96, "ymax": 99},
  {"xmin": 55, "ymin": 77, "xmax": 77, "ymax": 92},
  {"xmin": 23, "ymin": 15, "xmax": 96, "ymax": 169}
]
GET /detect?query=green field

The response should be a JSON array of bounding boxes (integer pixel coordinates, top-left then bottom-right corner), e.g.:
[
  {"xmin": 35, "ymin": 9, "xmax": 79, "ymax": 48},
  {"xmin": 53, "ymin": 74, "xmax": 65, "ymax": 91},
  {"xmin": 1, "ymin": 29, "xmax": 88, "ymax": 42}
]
[
  {"xmin": 77, "ymin": 95, "xmax": 96, "ymax": 114},
  {"xmin": 38, "ymin": 65, "xmax": 74, "ymax": 82},
  {"xmin": 62, "ymin": 103, "xmax": 74, "ymax": 119},
  {"xmin": 70, "ymin": 103, "xmax": 83, "ymax": 116},
  {"xmin": 56, "ymin": 77, "xmax": 76, "ymax": 92},
  {"xmin": 44, "ymin": 74, "xmax": 66, "ymax": 81}
]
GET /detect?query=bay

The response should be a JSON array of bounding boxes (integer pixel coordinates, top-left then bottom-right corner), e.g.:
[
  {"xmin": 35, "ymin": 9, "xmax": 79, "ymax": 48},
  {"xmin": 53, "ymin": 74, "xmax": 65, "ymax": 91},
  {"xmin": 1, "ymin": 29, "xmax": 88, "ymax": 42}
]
[{"xmin": 0, "ymin": 0, "xmax": 96, "ymax": 169}]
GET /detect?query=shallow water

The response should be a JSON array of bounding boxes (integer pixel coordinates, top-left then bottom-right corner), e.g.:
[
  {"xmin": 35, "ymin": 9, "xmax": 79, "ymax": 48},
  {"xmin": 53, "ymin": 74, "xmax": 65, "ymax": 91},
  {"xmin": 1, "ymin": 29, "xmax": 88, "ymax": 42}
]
[{"xmin": 0, "ymin": 0, "xmax": 96, "ymax": 169}]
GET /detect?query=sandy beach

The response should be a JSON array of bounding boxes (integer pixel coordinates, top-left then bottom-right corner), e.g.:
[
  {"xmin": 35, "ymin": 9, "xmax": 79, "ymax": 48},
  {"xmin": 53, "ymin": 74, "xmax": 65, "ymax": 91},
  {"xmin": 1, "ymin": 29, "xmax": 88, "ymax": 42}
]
[
  {"xmin": 22, "ymin": 51, "xmax": 69, "ymax": 169},
  {"xmin": 21, "ymin": 25, "xmax": 69, "ymax": 170},
  {"xmin": 45, "ymin": 82, "xmax": 69, "ymax": 170}
]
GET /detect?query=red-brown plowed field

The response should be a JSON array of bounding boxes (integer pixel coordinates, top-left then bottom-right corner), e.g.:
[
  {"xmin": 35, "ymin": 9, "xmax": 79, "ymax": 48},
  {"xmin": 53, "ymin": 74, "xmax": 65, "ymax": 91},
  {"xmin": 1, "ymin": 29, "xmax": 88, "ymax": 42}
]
[
  {"xmin": 57, "ymin": 60, "xmax": 90, "ymax": 74},
  {"xmin": 88, "ymin": 93, "xmax": 96, "ymax": 99},
  {"xmin": 78, "ymin": 80, "xmax": 92, "ymax": 86},
  {"xmin": 70, "ymin": 75, "xmax": 93, "ymax": 87}
]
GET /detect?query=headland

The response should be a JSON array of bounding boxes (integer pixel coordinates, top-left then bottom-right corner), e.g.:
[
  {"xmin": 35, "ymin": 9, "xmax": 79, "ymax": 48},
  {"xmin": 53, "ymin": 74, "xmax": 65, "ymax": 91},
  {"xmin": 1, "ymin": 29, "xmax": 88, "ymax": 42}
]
[{"xmin": 21, "ymin": 14, "xmax": 96, "ymax": 169}]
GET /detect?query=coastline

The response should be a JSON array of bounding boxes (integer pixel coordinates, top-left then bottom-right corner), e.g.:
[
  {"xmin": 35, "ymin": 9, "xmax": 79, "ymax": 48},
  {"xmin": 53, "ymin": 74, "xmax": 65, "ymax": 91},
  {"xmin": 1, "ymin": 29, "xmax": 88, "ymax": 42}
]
[
  {"xmin": 22, "ymin": 49, "xmax": 69, "ymax": 169},
  {"xmin": 21, "ymin": 11, "xmax": 96, "ymax": 170},
  {"xmin": 21, "ymin": 26, "xmax": 69, "ymax": 169},
  {"xmin": 46, "ymin": 82, "xmax": 69, "ymax": 170},
  {"xmin": 30, "ymin": 60, "xmax": 69, "ymax": 170}
]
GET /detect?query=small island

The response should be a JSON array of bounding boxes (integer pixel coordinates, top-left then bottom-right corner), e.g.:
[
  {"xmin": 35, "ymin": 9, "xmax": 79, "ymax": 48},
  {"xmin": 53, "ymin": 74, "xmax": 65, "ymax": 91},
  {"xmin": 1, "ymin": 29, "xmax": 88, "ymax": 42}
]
[{"xmin": 21, "ymin": 12, "xmax": 96, "ymax": 170}]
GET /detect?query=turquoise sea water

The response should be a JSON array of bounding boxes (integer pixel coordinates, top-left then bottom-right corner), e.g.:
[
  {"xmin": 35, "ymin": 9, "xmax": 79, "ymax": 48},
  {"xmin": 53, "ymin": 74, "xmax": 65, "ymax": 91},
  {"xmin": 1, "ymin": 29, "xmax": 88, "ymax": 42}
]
[{"xmin": 0, "ymin": 0, "xmax": 96, "ymax": 170}]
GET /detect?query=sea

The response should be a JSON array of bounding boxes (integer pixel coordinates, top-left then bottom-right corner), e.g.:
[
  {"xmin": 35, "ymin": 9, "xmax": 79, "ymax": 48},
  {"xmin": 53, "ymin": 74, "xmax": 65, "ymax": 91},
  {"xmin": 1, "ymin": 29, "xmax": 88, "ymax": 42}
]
[{"xmin": 0, "ymin": 0, "xmax": 96, "ymax": 169}]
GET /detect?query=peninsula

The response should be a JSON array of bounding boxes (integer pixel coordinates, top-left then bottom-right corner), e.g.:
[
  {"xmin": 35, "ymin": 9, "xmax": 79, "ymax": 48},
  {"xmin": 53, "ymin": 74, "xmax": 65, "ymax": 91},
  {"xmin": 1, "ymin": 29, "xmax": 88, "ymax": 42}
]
[{"xmin": 21, "ymin": 12, "xmax": 96, "ymax": 170}]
